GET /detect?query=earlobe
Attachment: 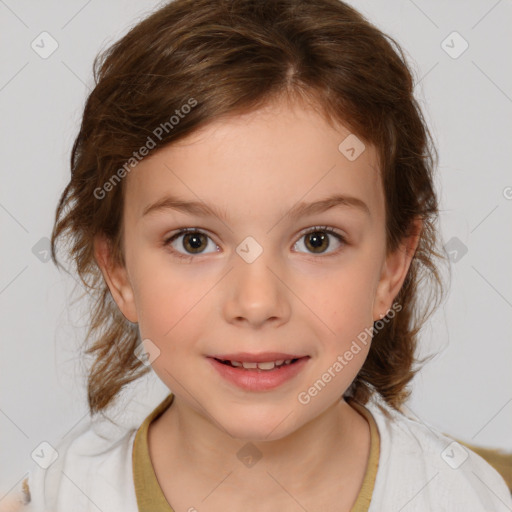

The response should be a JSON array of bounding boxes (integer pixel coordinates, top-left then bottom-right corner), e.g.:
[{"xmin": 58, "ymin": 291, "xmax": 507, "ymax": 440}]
[
  {"xmin": 373, "ymin": 219, "xmax": 422, "ymax": 321},
  {"xmin": 93, "ymin": 234, "xmax": 138, "ymax": 323}
]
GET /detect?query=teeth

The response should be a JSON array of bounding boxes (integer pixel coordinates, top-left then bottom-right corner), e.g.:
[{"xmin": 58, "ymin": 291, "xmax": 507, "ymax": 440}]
[
  {"xmin": 257, "ymin": 361, "xmax": 275, "ymax": 370},
  {"xmin": 224, "ymin": 359, "xmax": 297, "ymax": 370}
]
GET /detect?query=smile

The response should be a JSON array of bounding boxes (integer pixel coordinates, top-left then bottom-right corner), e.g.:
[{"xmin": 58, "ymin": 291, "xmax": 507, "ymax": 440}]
[
  {"xmin": 207, "ymin": 355, "xmax": 310, "ymax": 391},
  {"xmin": 215, "ymin": 358, "xmax": 300, "ymax": 370}
]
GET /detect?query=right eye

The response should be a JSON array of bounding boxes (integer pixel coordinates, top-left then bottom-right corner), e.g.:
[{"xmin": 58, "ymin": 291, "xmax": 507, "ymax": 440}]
[{"xmin": 163, "ymin": 228, "xmax": 220, "ymax": 261}]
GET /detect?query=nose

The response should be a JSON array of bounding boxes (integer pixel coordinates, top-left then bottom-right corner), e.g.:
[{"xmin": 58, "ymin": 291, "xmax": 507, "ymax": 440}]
[{"xmin": 222, "ymin": 249, "xmax": 291, "ymax": 329}]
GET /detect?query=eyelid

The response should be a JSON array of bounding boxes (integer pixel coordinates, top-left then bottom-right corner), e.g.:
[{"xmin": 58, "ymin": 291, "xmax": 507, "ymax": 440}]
[{"xmin": 296, "ymin": 225, "xmax": 346, "ymax": 239}]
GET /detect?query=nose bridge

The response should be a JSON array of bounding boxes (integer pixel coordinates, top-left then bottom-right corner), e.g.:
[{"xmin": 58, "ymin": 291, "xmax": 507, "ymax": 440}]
[{"xmin": 222, "ymin": 236, "xmax": 290, "ymax": 326}]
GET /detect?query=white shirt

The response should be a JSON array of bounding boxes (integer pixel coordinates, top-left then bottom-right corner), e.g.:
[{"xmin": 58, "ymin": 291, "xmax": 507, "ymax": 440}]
[{"xmin": 9, "ymin": 392, "xmax": 512, "ymax": 511}]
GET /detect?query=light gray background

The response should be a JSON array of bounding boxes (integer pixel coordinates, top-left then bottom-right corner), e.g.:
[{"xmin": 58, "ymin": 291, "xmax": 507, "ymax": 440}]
[{"xmin": 1, "ymin": 0, "xmax": 511, "ymax": 494}]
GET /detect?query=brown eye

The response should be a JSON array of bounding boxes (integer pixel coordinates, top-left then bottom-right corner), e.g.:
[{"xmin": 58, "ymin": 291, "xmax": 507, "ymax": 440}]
[
  {"xmin": 294, "ymin": 227, "xmax": 346, "ymax": 256},
  {"xmin": 182, "ymin": 232, "xmax": 208, "ymax": 253},
  {"xmin": 164, "ymin": 229, "xmax": 219, "ymax": 260},
  {"xmin": 305, "ymin": 231, "xmax": 330, "ymax": 253}
]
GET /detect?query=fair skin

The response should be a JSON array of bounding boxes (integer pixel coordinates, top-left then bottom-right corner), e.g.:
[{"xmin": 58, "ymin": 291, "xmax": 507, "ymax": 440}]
[{"xmin": 95, "ymin": 97, "xmax": 419, "ymax": 511}]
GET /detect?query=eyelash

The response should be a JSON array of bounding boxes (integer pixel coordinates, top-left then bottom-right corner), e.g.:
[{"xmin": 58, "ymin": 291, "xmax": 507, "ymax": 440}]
[{"xmin": 163, "ymin": 226, "xmax": 347, "ymax": 262}]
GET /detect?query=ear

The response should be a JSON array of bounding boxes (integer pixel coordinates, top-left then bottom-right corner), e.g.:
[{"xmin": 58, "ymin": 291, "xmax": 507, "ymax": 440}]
[
  {"xmin": 373, "ymin": 218, "xmax": 422, "ymax": 321},
  {"xmin": 93, "ymin": 234, "xmax": 138, "ymax": 323}
]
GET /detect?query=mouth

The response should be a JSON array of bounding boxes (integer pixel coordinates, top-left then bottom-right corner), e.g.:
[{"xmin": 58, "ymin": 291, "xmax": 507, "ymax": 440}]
[
  {"xmin": 213, "ymin": 357, "xmax": 304, "ymax": 371},
  {"xmin": 207, "ymin": 353, "xmax": 310, "ymax": 391}
]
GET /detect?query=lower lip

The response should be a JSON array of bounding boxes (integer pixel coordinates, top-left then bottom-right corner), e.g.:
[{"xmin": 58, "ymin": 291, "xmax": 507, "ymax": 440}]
[{"xmin": 207, "ymin": 357, "xmax": 310, "ymax": 391}]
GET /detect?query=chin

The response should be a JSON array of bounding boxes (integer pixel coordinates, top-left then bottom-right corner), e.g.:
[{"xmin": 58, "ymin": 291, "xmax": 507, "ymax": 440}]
[{"xmin": 216, "ymin": 407, "xmax": 300, "ymax": 442}]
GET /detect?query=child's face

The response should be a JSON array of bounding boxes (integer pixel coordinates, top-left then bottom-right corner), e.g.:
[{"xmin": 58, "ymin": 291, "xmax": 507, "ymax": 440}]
[{"xmin": 96, "ymin": 98, "xmax": 415, "ymax": 440}]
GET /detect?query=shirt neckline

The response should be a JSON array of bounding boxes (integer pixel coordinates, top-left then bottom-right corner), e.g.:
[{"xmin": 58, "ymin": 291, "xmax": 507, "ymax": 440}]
[{"xmin": 132, "ymin": 393, "xmax": 380, "ymax": 512}]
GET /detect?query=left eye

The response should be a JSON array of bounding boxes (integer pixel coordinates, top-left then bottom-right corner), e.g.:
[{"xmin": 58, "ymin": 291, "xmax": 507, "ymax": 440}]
[{"xmin": 293, "ymin": 226, "xmax": 346, "ymax": 255}]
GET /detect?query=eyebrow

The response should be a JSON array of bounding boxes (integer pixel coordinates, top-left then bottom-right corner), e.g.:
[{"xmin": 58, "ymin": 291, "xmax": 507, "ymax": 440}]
[{"xmin": 142, "ymin": 193, "xmax": 370, "ymax": 221}]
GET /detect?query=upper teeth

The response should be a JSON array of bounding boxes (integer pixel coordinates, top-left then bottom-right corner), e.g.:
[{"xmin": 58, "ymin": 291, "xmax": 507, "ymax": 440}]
[{"xmin": 229, "ymin": 359, "xmax": 293, "ymax": 370}]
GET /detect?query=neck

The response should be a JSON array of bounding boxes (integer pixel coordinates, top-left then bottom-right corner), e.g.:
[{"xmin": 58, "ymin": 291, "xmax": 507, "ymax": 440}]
[{"xmin": 148, "ymin": 394, "xmax": 370, "ymax": 502}]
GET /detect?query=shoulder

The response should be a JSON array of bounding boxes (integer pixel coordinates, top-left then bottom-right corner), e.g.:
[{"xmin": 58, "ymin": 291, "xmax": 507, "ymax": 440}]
[
  {"xmin": 363, "ymin": 394, "xmax": 512, "ymax": 511},
  {"xmin": 7, "ymin": 419, "xmax": 139, "ymax": 512}
]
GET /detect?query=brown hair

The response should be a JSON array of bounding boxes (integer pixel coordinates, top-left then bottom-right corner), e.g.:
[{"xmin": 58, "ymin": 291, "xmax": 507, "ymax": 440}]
[{"xmin": 51, "ymin": 0, "xmax": 445, "ymax": 416}]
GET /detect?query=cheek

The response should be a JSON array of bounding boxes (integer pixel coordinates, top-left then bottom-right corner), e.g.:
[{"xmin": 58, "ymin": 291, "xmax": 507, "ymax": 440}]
[
  {"xmin": 308, "ymin": 259, "xmax": 380, "ymax": 338},
  {"xmin": 133, "ymin": 271, "xmax": 209, "ymax": 384},
  {"xmin": 130, "ymin": 258, "xmax": 209, "ymax": 342}
]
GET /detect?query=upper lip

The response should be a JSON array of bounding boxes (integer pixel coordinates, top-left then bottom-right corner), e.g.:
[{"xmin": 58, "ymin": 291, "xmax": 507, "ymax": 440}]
[{"xmin": 209, "ymin": 352, "xmax": 309, "ymax": 363}]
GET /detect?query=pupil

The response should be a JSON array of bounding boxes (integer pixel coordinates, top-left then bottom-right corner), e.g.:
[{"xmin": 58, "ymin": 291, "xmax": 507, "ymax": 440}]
[
  {"xmin": 185, "ymin": 233, "xmax": 205, "ymax": 253},
  {"xmin": 307, "ymin": 231, "xmax": 328, "ymax": 253}
]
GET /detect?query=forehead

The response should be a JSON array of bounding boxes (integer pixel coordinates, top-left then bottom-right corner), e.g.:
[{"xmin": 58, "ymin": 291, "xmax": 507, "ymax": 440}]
[{"xmin": 125, "ymin": 99, "xmax": 383, "ymax": 224}]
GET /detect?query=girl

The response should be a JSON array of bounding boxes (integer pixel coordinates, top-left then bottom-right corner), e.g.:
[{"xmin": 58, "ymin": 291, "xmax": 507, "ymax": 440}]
[{"xmin": 6, "ymin": 0, "xmax": 512, "ymax": 510}]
